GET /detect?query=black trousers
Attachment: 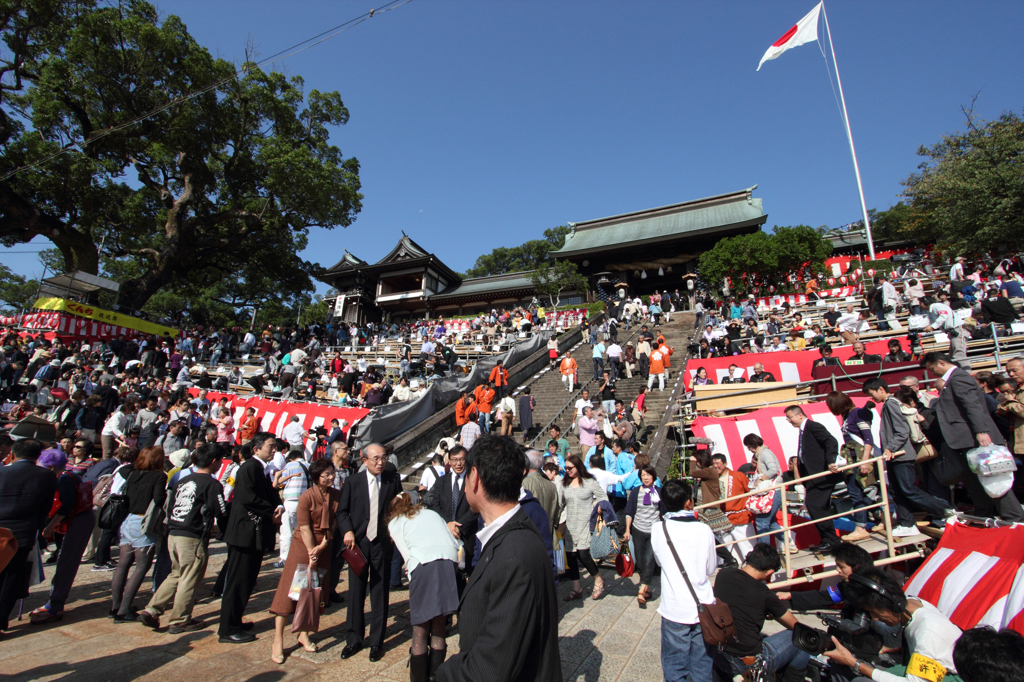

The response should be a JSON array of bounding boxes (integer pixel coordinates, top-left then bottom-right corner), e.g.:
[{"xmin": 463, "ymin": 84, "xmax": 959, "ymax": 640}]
[
  {"xmin": 805, "ymin": 483, "xmax": 839, "ymax": 546},
  {"xmin": 218, "ymin": 545, "xmax": 262, "ymax": 636},
  {"xmin": 94, "ymin": 527, "xmax": 118, "ymax": 566},
  {"xmin": 329, "ymin": 532, "xmax": 345, "ymax": 596},
  {"xmin": 0, "ymin": 546, "xmax": 32, "ymax": 631},
  {"xmin": 346, "ymin": 539, "xmax": 392, "ymax": 648},
  {"xmin": 564, "ymin": 549, "xmax": 600, "ymax": 581}
]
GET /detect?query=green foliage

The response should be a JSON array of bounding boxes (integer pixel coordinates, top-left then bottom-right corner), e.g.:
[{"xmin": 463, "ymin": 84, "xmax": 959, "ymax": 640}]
[
  {"xmin": 901, "ymin": 109, "xmax": 1024, "ymax": 254},
  {"xmin": 529, "ymin": 260, "xmax": 588, "ymax": 308},
  {"xmin": 0, "ymin": 0, "xmax": 361, "ymax": 312},
  {"xmin": 697, "ymin": 225, "xmax": 832, "ymax": 296},
  {"xmin": 587, "ymin": 300, "xmax": 606, "ymax": 316},
  {"xmin": 298, "ymin": 298, "xmax": 330, "ymax": 327},
  {"xmin": 0, "ymin": 263, "xmax": 37, "ymax": 312},
  {"xmin": 870, "ymin": 203, "xmax": 913, "ymax": 242},
  {"xmin": 464, "ymin": 226, "xmax": 570, "ymax": 278}
]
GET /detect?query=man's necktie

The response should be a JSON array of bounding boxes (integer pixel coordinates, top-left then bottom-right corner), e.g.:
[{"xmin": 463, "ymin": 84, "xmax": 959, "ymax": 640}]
[
  {"xmin": 797, "ymin": 429, "xmax": 804, "ymax": 464},
  {"xmin": 367, "ymin": 476, "xmax": 379, "ymax": 541},
  {"xmin": 452, "ymin": 475, "xmax": 461, "ymax": 516}
]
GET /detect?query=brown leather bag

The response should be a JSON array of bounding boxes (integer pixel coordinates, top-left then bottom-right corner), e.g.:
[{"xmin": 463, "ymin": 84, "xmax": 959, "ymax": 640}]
[{"xmin": 663, "ymin": 519, "xmax": 736, "ymax": 649}]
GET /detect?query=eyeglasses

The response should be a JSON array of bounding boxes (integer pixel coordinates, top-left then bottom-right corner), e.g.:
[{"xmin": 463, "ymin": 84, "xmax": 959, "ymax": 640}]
[{"xmin": 364, "ymin": 456, "xmax": 386, "ymax": 463}]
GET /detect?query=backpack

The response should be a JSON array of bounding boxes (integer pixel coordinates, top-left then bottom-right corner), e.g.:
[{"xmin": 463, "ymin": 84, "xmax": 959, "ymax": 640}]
[{"xmin": 92, "ymin": 473, "xmax": 115, "ymax": 508}]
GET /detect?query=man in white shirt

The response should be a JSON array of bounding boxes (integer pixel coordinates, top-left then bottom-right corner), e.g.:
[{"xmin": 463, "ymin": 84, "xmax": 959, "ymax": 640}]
[
  {"xmin": 880, "ymin": 275, "xmax": 904, "ymax": 331},
  {"xmin": 281, "ymin": 416, "xmax": 308, "ymax": 454},
  {"xmin": 606, "ymin": 342, "xmax": 623, "ymax": 381},
  {"xmin": 949, "ymin": 256, "xmax": 965, "ymax": 281},
  {"xmin": 924, "ymin": 290, "xmax": 969, "ymax": 368},
  {"xmin": 651, "ymin": 480, "xmax": 717, "ymax": 682},
  {"xmin": 835, "ymin": 308, "xmax": 871, "ymax": 345},
  {"xmin": 572, "ymin": 389, "xmax": 593, "ymax": 433}
]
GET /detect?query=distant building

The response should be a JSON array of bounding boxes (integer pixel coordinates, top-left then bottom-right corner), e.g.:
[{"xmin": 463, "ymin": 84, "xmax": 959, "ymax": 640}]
[
  {"xmin": 319, "ymin": 186, "xmax": 768, "ymax": 322},
  {"xmin": 549, "ymin": 186, "xmax": 767, "ymax": 302}
]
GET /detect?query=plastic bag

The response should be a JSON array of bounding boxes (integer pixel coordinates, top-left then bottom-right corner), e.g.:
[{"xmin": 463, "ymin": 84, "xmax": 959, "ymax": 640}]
[
  {"xmin": 554, "ymin": 532, "xmax": 567, "ymax": 575},
  {"xmin": 292, "ymin": 567, "xmax": 322, "ymax": 633},
  {"xmin": 288, "ymin": 564, "xmax": 310, "ymax": 601},
  {"xmin": 966, "ymin": 444, "xmax": 1017, "ymax": 498}
]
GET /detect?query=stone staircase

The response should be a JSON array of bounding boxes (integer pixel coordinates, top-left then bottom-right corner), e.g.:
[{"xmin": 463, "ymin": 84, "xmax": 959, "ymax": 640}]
[{"xmin": 521, "ymin": 314, "xmax": 696, "ymax": 454}]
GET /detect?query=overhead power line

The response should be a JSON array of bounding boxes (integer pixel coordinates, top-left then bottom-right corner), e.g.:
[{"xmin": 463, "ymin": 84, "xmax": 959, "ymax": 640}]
[{"xmin": 0, "ymin": 0, "xmax": 415, "ymax": 183}]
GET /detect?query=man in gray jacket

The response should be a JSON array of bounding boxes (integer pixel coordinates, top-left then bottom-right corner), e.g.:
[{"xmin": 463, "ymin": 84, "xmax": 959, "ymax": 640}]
[
  {"xmin": 920, "ymin": 352, "xmax": 1024, "ymax": 521},
  {"xmin": 862, "ymin": 378, "xmax": 954, "ymax": 535}
]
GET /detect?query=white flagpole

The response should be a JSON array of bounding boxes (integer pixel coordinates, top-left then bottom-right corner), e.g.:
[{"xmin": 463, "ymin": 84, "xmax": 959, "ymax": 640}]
[{"xmin": 821, "ymin": 3, "xmax": 876, "ymax": 261}]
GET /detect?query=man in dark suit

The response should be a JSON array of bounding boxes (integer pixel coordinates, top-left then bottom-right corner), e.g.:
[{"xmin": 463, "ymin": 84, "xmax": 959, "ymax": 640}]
[
  {"xmin": 0, "ymin": 439, "xmax": 56, "ymax": 634},
  {"xmin": 785, "ymin": 405, "xmax": 842, "ymax": 554},
  {"xmin": 437, "ymin": 435, "xmax": 561, "ymax": 682},
  {"xmin": 749, "ymin": 362, "xmax": 776, "ymax": 383},
  {"xmin": 337, "ymin": 442, "xmax": 401, "ymax": 662},
  {"xmin": 218, "ymin": 432, "xmax": 282, "ymax": 642},
  {"xmin": 922, "ymin": 352, "xmax": 1024, "ymax": 521},
  {"xmin": 426, "ymin": 445, "xmax": 479, "ymax": 576}
]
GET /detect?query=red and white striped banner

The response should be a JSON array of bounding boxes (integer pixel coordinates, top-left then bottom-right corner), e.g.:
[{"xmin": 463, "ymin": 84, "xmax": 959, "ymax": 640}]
[
  {"xmin": 683, "ymin": 337, "xmax": 911, "ymax": 390},
  {"xmin": 187, "ymin": 388, "xmax": 370, "ymax": 458},
  {"xmin": 3, "ymin": 312, "xmax": 156, "ymax": 342},
  {"xmin": 905, "ymin": 523, "xmax": 1024, "ymax": 635},
  {"xmin": 689, "ymin": 397, "xmax": 879, "ymax": 472},
  {"xmin": 754, "ymin": 285, "xmax": 862, "ymax": 308}
]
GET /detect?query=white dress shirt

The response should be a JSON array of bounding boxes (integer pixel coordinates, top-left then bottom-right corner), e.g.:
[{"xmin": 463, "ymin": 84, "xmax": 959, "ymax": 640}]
[{"xmin": 475, "ymin": 503, "xmax": 522, "ymax": 549}]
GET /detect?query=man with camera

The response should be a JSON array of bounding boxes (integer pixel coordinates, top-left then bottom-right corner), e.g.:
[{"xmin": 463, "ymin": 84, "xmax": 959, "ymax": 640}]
[
  {"xmin": 820, "ymin": 567, "xmax": 962, "ymax": 682},
  {"xmin": 713, "ymin": 545, "xmax": 810, "ymax": 682}
]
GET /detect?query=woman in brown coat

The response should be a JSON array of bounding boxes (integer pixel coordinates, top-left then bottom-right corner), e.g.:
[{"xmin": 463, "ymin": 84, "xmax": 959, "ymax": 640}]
[{"xmin": 269, "ymin": 457, "xmax": 340, "ymax": 663}]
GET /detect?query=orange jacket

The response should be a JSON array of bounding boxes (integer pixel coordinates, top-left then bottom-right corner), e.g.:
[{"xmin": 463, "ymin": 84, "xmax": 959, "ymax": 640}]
[
  {"xmin": 455, "ymin": 399, "xmax": 478, "ymax": 427},
  {"xmin": 560, "ymin": 357, "xmax": 578, "ymax": 376},
  {"xmin": 649, "ymin": 348, "xmax": 666, "ymax": 375},
  {"xmin": 239, "ymin": 416, "xmax": 259, "ymax": 440},
  {"xmin": 722, "ymin": 469, "xmax": 753, "ymax": 526},
  {"xmin": 661, "ymin": 344, "xmax": 674, "ymax": 368},
  {"xmin": 489, "ymin": 366, "xmax": 509, "ymax": 386},
  {"xmin": 474, "ymin": 385, "xmax": 496, "ymax": 413}
]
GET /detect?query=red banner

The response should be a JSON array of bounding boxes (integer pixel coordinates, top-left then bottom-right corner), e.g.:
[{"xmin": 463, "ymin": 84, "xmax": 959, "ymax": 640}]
[
  {"xmin": 187, "ymin": 388, "xmax": 370, "ymax": 457},
  {"xmin": 689, "ymin": 397, "xmax": 877, "ymax": 472},
  {"xmin": 682, "ymin": 337, "xmax": 910, "ymax": 390},
  {"xmin": 753, "ymin": 285, "xmax": 862, "ymax": 308},
  {"xmin": 2, "ymin": 311, "xmax": 160, "ymax": 343}
]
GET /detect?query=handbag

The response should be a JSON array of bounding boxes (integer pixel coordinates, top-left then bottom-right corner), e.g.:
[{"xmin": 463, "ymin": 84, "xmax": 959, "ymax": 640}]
[
  {"xmin": 342, "ymin": 544, "xmax": 368, "ymax": 578},
  {"xmin": 98, "ymin": 493, "xmax": 130, "ymax": 531},
  {"xmin": 662, "ymin": 520, "xmax": 736, "ymax": 649},
  {"xmin": 615, "ymin": 541, "xmax": 635, "ymax": 578},
  {"xmin": 142, "ymin": 496, "xmax": 166, "ymax": 537},
  {"xmin": 589, "ymin": 517, "xmax": 620, "ymax": 562},
  {"xmin": 931, "ymin": 443, "xmax": 967, "ymax": 486},
  {"xmin": 914, "ymin": 441, "xmax": 938, "ymax": 463},
  {"xmin": 554, "ymin": 532, "xmax": 567, "ymax": 576},
  {"xmin": 292, "ymin": 566, "xmax": 323, "ymax": 633}
]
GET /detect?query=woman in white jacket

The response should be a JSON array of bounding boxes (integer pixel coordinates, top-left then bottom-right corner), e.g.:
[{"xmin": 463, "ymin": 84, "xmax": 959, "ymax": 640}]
[{"xmin": 388, "ymin": 493, "xmax": 460, "ymax": 682}]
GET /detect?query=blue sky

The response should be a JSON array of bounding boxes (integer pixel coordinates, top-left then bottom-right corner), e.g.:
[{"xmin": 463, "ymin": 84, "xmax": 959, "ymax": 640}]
[{"xmin": 6, "ymin": 1, "xmax": 1024, "ymax": 291}]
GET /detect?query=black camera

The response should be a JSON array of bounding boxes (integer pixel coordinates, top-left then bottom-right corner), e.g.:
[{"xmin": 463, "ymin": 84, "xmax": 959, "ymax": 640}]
[
  {"xmin": 907, "ymin": 330, "xmax": 923, "ymax": 354},
  {"xmin": 687, "ymin": 338, "xmax": 700, "ymax": 356}
]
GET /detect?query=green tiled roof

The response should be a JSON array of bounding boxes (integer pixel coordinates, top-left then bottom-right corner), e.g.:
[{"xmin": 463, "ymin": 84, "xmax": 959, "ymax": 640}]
[
  {"xmin": 431, "ymin": 271, "xmax": 535, "ymax": 300},
  {"xmin": 551, "ymin": 186, "xmax": 766, "ymax": 257}
]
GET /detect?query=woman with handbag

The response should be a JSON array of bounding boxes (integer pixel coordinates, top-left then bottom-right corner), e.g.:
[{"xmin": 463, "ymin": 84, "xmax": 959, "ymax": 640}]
[
  {"xmin": 28, "ymin": 448, "xmax": 96, "ymax": 623},
  {"xmin": 386, "ymin": 492, "xmax": 460, "ymax": 682},
  {"xmin": 110, "ymin": 446, "xmax": 167, "ymax": 622},
  {"xmin": 623, "ymin": 464, "xmax": 665, "ymax": 607},
  {"xmin": 268, "ymin": 457, "xmax": 340, "ymax": 664},
  {"xmin": 688, "ymin": 451, "xmax": 737, "ymax": 568},
  {"xmin": 825, "ymin": 391, "xmax": 878, "ymax": 543},
  {"xmin": 742, "ymin": 434, "xmax": 783, "ymax": 545},
  {"xmin": 558, "ymin": 454, "xmax": 609, "ymax": 601}
]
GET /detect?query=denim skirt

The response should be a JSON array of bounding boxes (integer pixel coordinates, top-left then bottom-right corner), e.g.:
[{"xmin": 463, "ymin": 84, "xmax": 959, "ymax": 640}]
[{"xmin": 119, "ymin": 513, "xmax": 157, "ymax": 549}]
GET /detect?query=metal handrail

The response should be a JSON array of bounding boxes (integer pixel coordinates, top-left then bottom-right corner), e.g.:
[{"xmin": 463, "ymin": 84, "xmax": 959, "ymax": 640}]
[{"xmin": 690, "ymin": 453, "xmax": 899, "ymax": 579}]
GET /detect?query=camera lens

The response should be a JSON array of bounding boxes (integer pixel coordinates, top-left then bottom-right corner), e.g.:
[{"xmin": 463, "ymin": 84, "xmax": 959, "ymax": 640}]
[{"xmin": 792, "ymin": 623, "xmax": 836, "ymax": 655}]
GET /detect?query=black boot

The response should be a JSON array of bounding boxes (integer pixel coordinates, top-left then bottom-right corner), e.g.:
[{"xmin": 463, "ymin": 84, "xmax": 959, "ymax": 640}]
[
  {"xmin": 410, "ymin": 652, "xmax": 429, "ymax": 682},
  {"xmin": 716, "ymin": 546, "xmax": 738, "ymax": 568},
  {"xmin": 428, "ymin": 645, "xmax": 448, "ymax": 681},
  {"xmin": 782, "ymin": 666, "xmax": 807, "ymax": 682}
]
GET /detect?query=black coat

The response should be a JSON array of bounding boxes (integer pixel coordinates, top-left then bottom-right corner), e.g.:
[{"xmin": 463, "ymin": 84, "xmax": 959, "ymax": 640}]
[
  {"xmin": 426, "ymin": 472, "xmax": 479, "ymax": 550},
  {"xmin": 0, "ymin": 459, "xmax": 57, "ymax": 548},
  {"xmin": 336, "ymin": 469, "xmax": 401, "ymax": 556},
  {"xmin": 797, "ymin": 419, "xmax": 841, "ymax": 489},
  {"xmin": 222, "ymin": 458, "xmax": 281, "ymax": 550},
  {"xmin": 437, "ymin": 507, "xmax": 561, "ymax": 682}
]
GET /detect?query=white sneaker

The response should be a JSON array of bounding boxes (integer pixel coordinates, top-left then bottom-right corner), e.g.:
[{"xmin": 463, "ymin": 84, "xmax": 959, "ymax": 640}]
[{"xmin": 892, "ymin": 525, "xmax": 919, "ymax": 537}]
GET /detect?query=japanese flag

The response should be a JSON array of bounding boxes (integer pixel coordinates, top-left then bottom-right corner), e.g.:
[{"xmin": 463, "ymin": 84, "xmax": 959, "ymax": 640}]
[{"xmin": 757, "ymin": 2, "xmax": 822, "ymax": 71}]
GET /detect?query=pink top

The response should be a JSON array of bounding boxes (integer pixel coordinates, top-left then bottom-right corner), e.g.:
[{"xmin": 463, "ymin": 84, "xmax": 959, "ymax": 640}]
[
  {"xmin": 578, "ymin": 416, "xmax": 599, "ymax": 448},
  {"xmin": 216, "ymin": 416, "xmax": 235, "ymax": 443}
]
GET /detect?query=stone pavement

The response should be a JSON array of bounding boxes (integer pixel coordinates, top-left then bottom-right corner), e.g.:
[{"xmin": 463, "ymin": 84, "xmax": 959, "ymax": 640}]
[
  {"xmin": 0, "ymin": 540, "xmax": 713, "ymax": 682},
  {"xmin": 1, "ymin": 531, "xmax": 820, "ymax": 682}
]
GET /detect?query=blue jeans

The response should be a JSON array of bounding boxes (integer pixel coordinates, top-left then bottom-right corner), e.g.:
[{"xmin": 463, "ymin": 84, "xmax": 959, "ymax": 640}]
[
  {"xmin": 593, "ymin": 357, "xmax": 604, "ymax": 380},
  {"xmin": 662, "ymin": 619, "xmax": 714, "ymax": 682},
  {"xmin": 714, "ymin": 630, "xmax": 810, "ymax": 677},
  {"xmin": 478, "ymin": 412, "xmax": 491, "ymax": 434},
  {"xmin": 889, "ymin": 458, "xmax": 949, "ymax": 525},
  {"xmin": 875, "ymin": 311, "xmax": 890, "ymax": 331},
  {"xmin": 845, "ymin": 473, "xmax": 872, "ymax": 527},
  {"xmin": 755, "ymin": 490, "xmax": 782, "ymax": 544},
  {"xmin": 601, "ymin": 400, "xmax": 616, "ymax": 416}
]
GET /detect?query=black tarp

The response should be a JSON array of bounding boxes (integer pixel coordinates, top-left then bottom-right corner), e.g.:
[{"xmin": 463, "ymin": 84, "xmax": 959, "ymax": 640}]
[{"xmin": 351, "ymin": 330, "xmax": 554, "ymax": 448}]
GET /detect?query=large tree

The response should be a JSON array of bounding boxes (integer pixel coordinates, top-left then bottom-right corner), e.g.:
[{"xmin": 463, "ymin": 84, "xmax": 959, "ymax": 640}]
[
  {"xmin": 464, "ymin": 225, "xmax": 569, "ymax": 278},
  {"xmin": 697, "ymin": 225, "xmax": 832, "ymax": 295},
  {"xmin": 0, "ymin": 0, "xmax": 361, "ymax": 312},
  {"xmin": 901, "ymin": 107, "xmax": 1024, "ymax": 254}
]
